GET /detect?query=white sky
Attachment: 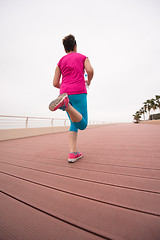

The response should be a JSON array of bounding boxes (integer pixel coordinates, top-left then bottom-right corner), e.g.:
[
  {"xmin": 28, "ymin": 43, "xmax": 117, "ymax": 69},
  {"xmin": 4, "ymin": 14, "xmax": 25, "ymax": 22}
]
[{"xmin": 0, "ymin": 0, "xmax": 160, "ymax": 123}]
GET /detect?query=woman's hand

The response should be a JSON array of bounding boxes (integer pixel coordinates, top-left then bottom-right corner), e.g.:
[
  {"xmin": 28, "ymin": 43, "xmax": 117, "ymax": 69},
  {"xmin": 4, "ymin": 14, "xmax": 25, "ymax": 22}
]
[{"xmin": 85, "ymin": 80, "xmax": 90, "ymax": 87}]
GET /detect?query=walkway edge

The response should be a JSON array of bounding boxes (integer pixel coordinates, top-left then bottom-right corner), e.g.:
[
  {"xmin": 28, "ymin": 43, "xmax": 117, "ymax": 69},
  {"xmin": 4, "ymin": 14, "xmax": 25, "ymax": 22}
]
[
  {"xmin": 0, "ymin": 126, "xmax": 69, "ymax": 141},
  {"xmin": 0, "ymin": 125, "xmax": 106, "ymax": 141}
]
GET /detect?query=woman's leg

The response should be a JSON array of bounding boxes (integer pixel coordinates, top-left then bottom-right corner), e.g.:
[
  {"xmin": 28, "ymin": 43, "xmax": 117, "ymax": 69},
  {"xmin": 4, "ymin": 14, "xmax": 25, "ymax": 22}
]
[
  {"xmin": 67, "ymin": 104, "xmax": 88, "ymax": 130},
  {"xmin": 66, "ymin": 94, "xmax": 87, "ymax": 155},
  {"xmin": 66, "ymin": 105, "xmax": 80, "ymax": 152},
  {"xmin": 69, "ymin": 131, "xmax": 78, "ymax": 153},
  {"xmin": 66, "ymin": 104, "xmax": 82, "ymax": 122},
  {"xmin": 49, "ymin": 93, "xmax": 87, "ymax": 130},
  {"xmin": 49, "ymin": 93, "xmax": 86, "ymax": 161}
]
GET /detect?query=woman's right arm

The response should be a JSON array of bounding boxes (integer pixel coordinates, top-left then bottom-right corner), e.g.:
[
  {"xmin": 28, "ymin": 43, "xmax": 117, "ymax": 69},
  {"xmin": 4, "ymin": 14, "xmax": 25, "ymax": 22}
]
[
  {"xmin": 53, "ymin": 66, "xmax": 61, "ymax": 89},
  {"xmin": 84, "ymin": 58, "xmax": 94, "ymax": 86}
]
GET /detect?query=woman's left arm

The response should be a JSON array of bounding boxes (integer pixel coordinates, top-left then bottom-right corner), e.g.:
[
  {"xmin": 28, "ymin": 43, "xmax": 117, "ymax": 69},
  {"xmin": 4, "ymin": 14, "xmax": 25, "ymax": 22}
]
[{"xmin": 53, "ymin": 66, "xmax": 61, "ymax": 88}]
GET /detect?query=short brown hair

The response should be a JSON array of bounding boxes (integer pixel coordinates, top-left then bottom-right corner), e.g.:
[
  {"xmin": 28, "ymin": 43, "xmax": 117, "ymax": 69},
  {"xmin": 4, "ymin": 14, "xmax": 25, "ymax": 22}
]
[{"xmin": 62, "ymin": 34, "xmax": 76, "ymax": 53}]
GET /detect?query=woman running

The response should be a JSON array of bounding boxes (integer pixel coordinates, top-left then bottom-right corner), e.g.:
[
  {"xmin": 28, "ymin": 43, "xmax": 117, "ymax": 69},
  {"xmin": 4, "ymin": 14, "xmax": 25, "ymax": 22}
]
[{"xmin": 49, "ymin": 34, "xmax": 94, "ymax": 163}]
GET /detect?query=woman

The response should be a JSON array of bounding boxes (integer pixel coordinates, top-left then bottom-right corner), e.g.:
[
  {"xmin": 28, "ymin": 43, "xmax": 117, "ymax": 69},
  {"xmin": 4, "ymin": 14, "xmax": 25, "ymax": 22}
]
[{"xmin": 49, "ymin": 34, "xmax": 94, "ymax": 163}]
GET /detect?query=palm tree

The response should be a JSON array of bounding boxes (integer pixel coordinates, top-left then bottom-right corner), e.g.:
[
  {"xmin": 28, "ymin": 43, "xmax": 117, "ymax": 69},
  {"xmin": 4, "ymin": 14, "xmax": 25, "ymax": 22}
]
[
  {"xmin": 133, "ymin": 111, "xmax": 141, "ymax": 123},
  {"xmin": 155, "ymin": 95, "xmax": 160, "ymax": 111},
  {"xmin": 146, "ymin": 100, "xmax": 152, "ymax": 120},
  {"xmin": 133, "ymin": 95, "xmax": 160, "ymax": 122},
  {"xmin": 150, "ymin": 98, "xmax": 157, "ymax": 119},
  {"xmin": 140, "ymin": 107, "xmax": 145, "ymax": 121},
  {"xmin": 151, "ymin": 98, "xmax": 157, "ymax": 110},
  {"xmin": 143, "ymin": 102, "xmax": 147, "ymax": 120},
  {"xmin": 143, "ymin": 101, "xmax": 150, "ymax": 120}
]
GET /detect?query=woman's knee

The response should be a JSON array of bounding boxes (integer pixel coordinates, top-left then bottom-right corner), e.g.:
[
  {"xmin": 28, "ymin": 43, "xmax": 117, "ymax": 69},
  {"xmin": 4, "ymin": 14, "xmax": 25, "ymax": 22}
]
[{"xmin": 76, "ymin": 121, "xmax": 87, "ymax": 130}]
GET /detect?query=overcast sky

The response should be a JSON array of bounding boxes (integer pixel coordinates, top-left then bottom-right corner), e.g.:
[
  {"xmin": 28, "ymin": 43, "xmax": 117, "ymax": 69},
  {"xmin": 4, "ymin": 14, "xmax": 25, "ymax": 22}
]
[{"xmin": 0, "ymin": 0, "xmax": 160, "ymax": 123}]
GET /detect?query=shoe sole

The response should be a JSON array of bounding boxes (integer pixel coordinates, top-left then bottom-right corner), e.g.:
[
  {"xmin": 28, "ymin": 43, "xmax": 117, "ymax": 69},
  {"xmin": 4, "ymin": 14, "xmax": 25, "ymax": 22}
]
[
  {"xmin": 68, "ymin": 154, "xmax": 83, "ymax": 163},
  {"xmin": 49, "ymin": 93, "xmax": 68, "ymax": 111}
]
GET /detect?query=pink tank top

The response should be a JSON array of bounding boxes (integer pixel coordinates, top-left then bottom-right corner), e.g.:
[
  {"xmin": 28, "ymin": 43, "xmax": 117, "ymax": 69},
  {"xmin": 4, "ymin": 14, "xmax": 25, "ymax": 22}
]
[{"xmin": 58, "ymin": 52, "xmax": 87, "ymax": 95}]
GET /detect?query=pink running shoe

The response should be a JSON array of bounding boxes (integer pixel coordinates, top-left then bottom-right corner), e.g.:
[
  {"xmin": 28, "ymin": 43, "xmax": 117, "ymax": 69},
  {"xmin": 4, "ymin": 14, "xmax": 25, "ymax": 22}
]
[
  {"xmin": 49, "ymin": 93, "xmax": 69, "ymax": 111},
  {"xmin": 68, "ymin": 151, "xmax": 83, "ymax": 163}
]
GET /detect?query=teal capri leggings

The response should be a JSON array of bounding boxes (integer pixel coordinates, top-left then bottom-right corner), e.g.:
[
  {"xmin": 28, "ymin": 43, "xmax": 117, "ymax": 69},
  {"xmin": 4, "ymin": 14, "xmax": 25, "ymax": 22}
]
[{"xmin": 67, "ymin": 93, "xmax": 88, "ymax": 132}]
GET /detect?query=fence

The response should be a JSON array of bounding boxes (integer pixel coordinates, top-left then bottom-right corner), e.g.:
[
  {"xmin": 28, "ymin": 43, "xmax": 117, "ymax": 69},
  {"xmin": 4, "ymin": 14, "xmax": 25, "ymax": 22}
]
[
  {"xmin": 0, "ymin": 115, "xmax": 106, "ymax": 130},
  {"xmin": 0, "ymin": 115, "xmax": 70, "ymax": 129}
]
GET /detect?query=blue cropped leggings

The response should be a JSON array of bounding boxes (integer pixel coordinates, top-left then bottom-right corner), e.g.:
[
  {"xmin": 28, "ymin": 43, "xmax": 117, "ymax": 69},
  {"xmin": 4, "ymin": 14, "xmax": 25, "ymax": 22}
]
[{"xmin": 67, "ymin": 94, "xmax": 88, "ymax": 132}]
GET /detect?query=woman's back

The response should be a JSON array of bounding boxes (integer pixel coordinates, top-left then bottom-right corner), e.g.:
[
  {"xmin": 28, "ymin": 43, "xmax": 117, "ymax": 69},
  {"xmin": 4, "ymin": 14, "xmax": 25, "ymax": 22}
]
[{"xmin": 58, "ymin": 52, "xmax": 87, "ymax": 95}]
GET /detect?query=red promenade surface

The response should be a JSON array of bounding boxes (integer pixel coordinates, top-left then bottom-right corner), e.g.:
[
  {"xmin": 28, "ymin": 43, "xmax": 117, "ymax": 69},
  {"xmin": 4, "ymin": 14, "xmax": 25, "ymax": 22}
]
[{"xmin": 0, "ymin": 123, "xmax": 160, "ymax": 240}]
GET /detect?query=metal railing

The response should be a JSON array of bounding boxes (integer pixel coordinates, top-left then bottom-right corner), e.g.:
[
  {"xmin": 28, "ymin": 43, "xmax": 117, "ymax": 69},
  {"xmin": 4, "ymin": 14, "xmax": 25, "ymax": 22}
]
[
  {"xmin": 0, "ymin": 115, "xmax": 69, "ymax": 129},
  {"xmin": 0, "ymin": 115, "xmax": 106, "ymax": 130}
]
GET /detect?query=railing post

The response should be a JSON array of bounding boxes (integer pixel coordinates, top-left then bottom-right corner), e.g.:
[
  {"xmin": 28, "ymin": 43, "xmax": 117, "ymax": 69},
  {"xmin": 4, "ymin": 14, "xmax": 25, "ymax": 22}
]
[
  {"xmin": 51, "ymin": 119, "xmax": 53, "ymax": 127},
  {"xmin": 26, "ymin": 117, "xmax": 29, "ymax": 128}
]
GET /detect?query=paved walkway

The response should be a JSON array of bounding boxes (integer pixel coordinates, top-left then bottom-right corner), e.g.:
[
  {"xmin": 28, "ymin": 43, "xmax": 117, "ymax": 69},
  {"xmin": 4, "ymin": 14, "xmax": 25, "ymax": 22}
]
[{"xmin": 0, "ymin": 123, "xmax": 160, "ymax": 240}]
